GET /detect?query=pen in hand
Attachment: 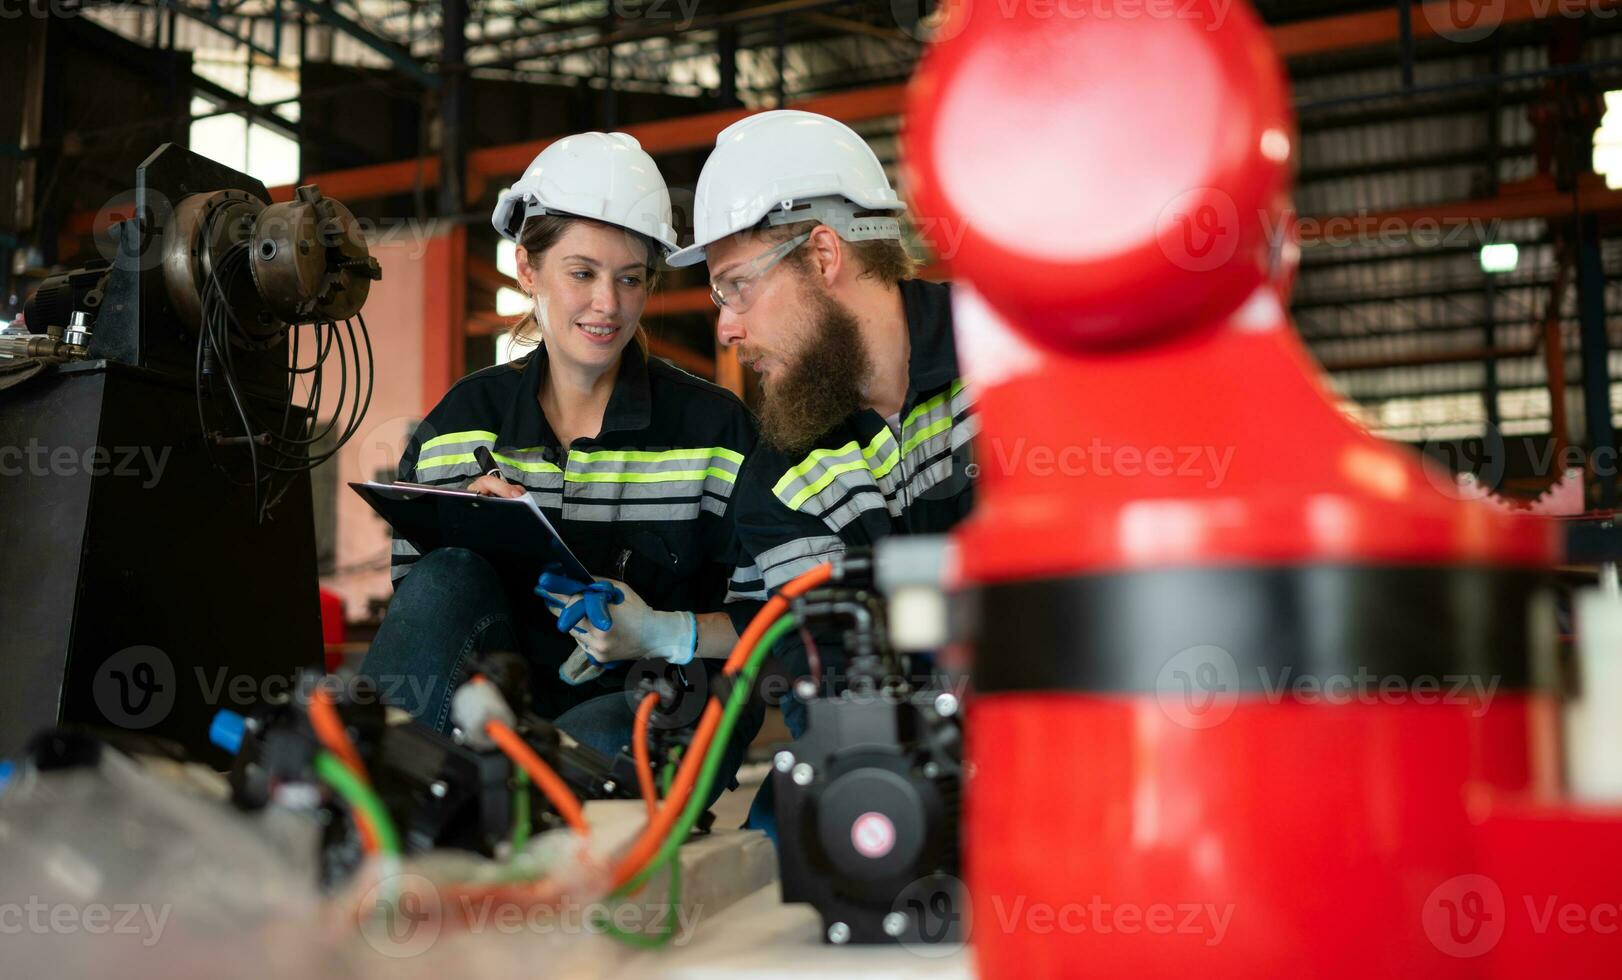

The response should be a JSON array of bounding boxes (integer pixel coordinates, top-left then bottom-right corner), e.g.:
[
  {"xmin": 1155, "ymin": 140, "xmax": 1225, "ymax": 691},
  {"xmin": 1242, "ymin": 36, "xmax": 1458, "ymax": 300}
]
[{"xmin": 471, "ymin": 446, "xmax": 526, "ymax": 498}]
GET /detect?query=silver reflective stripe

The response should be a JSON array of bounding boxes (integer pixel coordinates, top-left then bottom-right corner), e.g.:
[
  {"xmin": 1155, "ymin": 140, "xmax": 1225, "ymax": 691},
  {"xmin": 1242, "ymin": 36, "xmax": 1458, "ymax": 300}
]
[
  {"xmin": 951, "ymin": 411, "xmax": 979, "ymax": 451},
  {"xmin": 756, "ymin": 535, "xmax": 846, "ymax": 590},
  {"xmin": 817, "ymin": 489, "xmax": 891, "ymax": 533},
  {"xmin": 894, "ymin": 454, "xmax": 956, "ymax": 505},
  {"xmin": 566, "ymin": 447, "xmax": 743, "ymax": 477},
  {"xmin": 562, "ymin": 500, "xmax": 707, "ymax": 523},
  {"xmin": 389, "ymin": 536, "xmax": 421, "ymax": 583},
  {"xmin": 772, "ymin": 432, "xmax": 900, "ymax": 513},
  {"xmin": 726, "ymin": 562, "xmax": 767, "ymax": 602},
  {"xmin": 567, "ymin": 475, "xmax": 735, "ymax": 502}
]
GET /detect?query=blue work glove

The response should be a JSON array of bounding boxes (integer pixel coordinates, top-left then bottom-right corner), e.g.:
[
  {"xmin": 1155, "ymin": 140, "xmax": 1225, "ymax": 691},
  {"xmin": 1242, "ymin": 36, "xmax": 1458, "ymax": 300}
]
[{"xmin": 535, "ymin": 570, "xmax": 625, "ymax": 636}]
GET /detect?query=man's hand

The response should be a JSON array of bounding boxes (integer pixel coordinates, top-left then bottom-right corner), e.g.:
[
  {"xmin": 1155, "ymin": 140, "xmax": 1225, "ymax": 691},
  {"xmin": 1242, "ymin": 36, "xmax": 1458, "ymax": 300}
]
[
  {"xmin": 539, "ymin": 576, "xmax": 695, "ymax": 665},
  {"xmin": 467, "ymin": 474, "xmax": 527, "ymax": 498}
]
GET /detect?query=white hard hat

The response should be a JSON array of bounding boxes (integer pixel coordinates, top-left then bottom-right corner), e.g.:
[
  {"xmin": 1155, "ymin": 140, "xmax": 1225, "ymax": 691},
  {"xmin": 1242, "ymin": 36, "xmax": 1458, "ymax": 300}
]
[
  {"xmin": 665, "ymin": 110, "xmax": 906, "ymax": 269},
  {"xmin": 492, "ymin": 132, "xmax": 679, "ymax": 254}
]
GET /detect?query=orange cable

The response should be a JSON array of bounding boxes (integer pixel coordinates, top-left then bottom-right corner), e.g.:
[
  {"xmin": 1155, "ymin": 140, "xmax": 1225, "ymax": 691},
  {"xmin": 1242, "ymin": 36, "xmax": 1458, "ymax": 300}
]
[
  {"xmin": 486, "ymin": 719, "xmax": 589, "ymax": 836},
  {"xmin": 632, "ymin": 692, "xmax": 660, "ymax": 820},
  {"xmin": 309, "ymin": 687, "xmax": 369, "ymax": 783},
  {"xmin": 608, "ymin": 562, "xmax": 834, "ymax": 888}
]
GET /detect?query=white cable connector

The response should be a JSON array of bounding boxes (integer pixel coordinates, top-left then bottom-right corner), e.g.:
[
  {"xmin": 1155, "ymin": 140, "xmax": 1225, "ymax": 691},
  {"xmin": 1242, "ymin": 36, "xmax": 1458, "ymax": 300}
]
[{"xmin": 450, "ymin": 677, "xmax": 516, "ymax": 750}]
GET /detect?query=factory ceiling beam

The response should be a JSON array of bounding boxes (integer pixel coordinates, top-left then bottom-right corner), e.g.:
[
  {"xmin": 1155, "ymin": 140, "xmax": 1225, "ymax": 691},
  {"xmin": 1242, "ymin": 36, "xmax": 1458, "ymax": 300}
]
[
  {"xmin": 155, "ymin": 0, "xmax": 280, "ymax": 62},
  {"xmin": 1272, "ymin": 0, "xmax": 1622, "ymax": 59},
  {"xmin": 471, "ymin": 0, "xmax": 844, "ymax": 71},
  {"xmin": 287, "ymin": 0, "xmax": 440, "ymax": 88},
  {"xmin": 466, "ymin": 82, "xmax": 902, "ymax": 178},
  {"xmin": 1297, "ymin": 174, "xmax": 1622, "ymax": 245}
]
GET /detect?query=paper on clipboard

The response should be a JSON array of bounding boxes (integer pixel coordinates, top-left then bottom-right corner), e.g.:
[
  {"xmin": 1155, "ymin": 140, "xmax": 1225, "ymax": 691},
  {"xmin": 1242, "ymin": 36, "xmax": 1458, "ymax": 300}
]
[{"xmin": 348, "ymin": 480, "xmax": 593, "ymax": 582}]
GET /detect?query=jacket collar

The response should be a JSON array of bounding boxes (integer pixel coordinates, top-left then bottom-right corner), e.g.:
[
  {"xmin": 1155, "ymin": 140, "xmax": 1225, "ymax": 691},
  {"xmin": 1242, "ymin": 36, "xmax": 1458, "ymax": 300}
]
[
  {"xmin": 498, "ymin": 340, "xmax": 653, "ymax": 450},
  {"xmin": 901, "ymin": 278, "xmax": 958, "ymax": 397}
]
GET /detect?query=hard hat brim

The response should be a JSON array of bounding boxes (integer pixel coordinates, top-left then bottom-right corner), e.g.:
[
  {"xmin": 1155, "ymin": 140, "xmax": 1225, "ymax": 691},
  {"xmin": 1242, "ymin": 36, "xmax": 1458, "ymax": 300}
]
[{"xmin": 664, "ymin": 243, "xmax": 708, "ymax": 269}]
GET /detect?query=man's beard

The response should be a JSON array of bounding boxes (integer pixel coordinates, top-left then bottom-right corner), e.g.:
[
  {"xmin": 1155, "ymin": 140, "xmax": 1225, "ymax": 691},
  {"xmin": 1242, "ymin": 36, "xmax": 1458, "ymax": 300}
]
[{"xmin": 754, "ymin": 286, "xmax": 872, "ymax": 458}]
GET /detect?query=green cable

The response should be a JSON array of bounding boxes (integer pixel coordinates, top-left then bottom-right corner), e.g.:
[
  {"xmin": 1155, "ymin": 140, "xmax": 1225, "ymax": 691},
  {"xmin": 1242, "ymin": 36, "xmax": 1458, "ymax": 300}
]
[
  {"xmin": 598, "ymin": 748, "xmax": 690, "ymax": 948},
  {"xmin": 511, "ymin": 767, "xmax": 531, "ymax": 854},
  {"xmin": 313, "ymin": 751, "xmax": 401, "ymax": 856},
  {"xmin": 599, "ymin": 617, "xmax": 794, "ymax": 947},
  {"xmin": 620, "ymin": 615, "xmax": 797, "ymax": 897}
]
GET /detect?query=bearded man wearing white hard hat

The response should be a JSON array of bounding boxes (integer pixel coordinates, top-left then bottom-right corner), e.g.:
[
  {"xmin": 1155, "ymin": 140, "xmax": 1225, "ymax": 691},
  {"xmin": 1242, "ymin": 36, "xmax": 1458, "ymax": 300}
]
[
  {"xmin": 362, "ymin": 133, "xmax": 760, "ymax": 808},
  {"xmin": 673, "ymin": 110, "xmax": 976, "ymax": 835}
]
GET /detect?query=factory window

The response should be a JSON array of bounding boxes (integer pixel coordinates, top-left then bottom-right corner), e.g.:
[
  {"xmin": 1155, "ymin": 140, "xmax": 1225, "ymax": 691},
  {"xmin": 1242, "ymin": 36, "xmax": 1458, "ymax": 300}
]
[
  {"xmin": 1596, "ymin": 90, "xmax": 1622, "ymax": 188},
  {"xmin": 189, "ymin": 54, "xmax": 300, "ymax": 189}
]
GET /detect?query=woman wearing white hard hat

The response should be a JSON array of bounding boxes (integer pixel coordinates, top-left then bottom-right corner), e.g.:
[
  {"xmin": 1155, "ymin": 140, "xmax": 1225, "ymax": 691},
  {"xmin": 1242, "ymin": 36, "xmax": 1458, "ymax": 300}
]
[{"xmin": 361, "ymin": 133, "xmax": 759, "ymax": 799}]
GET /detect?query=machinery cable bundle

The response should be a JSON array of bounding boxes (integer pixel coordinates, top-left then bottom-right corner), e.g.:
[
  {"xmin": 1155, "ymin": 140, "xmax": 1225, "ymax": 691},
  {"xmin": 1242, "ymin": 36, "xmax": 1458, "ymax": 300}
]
[{"xmin": 185, "ymin": 186, "xmax": 380, "ymax": 522}]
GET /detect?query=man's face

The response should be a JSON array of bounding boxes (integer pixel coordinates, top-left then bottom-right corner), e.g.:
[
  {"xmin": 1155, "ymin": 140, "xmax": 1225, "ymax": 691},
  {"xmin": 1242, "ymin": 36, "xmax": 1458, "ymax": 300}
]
[
  {"xmin": 708, "ymin": 231, "xmax": 808, "ymax": 388},
  {"xmin": 708, "ymin": 230, "xmax": 873, "ymax": 456}
]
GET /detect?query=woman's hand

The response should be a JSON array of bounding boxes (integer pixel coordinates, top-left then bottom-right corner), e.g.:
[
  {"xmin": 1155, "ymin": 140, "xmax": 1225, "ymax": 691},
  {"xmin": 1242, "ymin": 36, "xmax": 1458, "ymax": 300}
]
[
  {"xmin": 539, "ymin": 577, "xmax": 695, "ymax": 665},
  {"xmin": 466, "ymin": 474, "xmax": 527, "ymax": 498}
]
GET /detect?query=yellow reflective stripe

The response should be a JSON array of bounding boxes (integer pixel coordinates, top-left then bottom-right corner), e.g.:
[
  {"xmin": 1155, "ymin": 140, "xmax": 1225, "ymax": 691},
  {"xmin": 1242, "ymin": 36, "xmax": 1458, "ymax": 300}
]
[
  {"xmin": 417, "ymin": 451, "xmax": 476, "ymax": 470},
  {"xmin": 900, "ymin": 379, "xmax": 965, "ymax": 435},
  {"xmin": 774, "ymin": 442, "xmax": 857, "ymax": 498},
  {"xmin": 419, "ymin": 429, "xmax": 499, "ymax": 452},
  {"xmin": 565, "ymin": 467, "xmax": 737, "ymax": 485},
  {"xmin": 900, "ymin": 416, "xmax": 952, "ymax": 458},
  {"xmin": 774, "ymin": 428, "xmax": 899, "ymax": 509},
  {"xmin": 492, "ymin": 452, "xmax": 561, "ymax": 474},
  {"xmin": 568, "ymin": 447, "xmax": 744, "ymax": 466},
  {"xmin": 785, "ymin": 431, "xmax": 898, "ymax": 509},
  {"xmin": 785, "ymin": 458, "xmax": 873, "ymax": 510},
  {"xmin": 418, "ymin": 450, "xmax": 562, "ymax": 474},
  {"xmin": 867, "ymin": 433, "xmax": 901, "ymax": 479}
]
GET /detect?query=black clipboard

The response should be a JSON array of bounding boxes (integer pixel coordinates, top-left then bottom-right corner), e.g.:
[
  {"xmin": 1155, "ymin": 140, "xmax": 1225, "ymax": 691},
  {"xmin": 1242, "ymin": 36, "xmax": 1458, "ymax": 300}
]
[{"xmin": 349, "ymin": 480, "xmax": 593, "ymax": 583}]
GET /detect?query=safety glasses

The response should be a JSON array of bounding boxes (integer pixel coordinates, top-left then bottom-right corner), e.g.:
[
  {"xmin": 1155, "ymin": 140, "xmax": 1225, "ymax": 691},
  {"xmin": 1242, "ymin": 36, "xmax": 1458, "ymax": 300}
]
[{"xmin": 708, "ymin": 233, "xmax": 811, "ymax": 313}]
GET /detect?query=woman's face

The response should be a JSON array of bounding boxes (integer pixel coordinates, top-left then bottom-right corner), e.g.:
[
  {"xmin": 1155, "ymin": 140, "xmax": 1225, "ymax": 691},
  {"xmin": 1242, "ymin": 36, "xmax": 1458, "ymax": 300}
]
[{"xmin": 517, "ymin": 221, "xmax": 652, "ymax": 375}]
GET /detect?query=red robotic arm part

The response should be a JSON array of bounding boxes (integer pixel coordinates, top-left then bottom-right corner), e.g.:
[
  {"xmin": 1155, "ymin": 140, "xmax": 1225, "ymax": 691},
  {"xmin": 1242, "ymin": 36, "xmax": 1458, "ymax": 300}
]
[{"xmin": 901, "ymin": 2, "xmax": 1617, "ymax": 978}]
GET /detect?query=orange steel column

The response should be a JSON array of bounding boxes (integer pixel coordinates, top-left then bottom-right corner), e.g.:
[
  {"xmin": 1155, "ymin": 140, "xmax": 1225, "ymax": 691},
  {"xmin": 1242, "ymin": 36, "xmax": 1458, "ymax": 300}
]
[{"xmin": 421, "ymin": 223, "xmax": 468, "ymax": 414}]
